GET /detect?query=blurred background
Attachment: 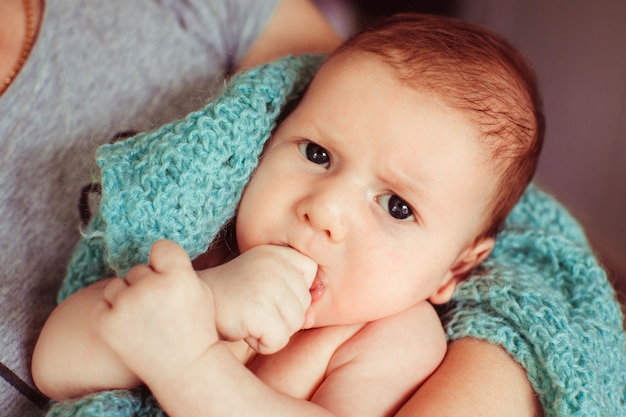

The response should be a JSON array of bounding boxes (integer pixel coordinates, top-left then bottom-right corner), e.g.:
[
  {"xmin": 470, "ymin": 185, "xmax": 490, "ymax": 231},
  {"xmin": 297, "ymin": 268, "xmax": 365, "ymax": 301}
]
[{"xmin": 314, "ymin": 0, "xmax": 626, "ymax": 307}]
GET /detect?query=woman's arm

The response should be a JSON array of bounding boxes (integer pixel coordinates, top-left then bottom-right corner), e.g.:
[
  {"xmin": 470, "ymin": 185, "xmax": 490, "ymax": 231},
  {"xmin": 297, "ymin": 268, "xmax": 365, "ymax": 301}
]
[
  {"xmin": 237, "ymin": 0, "xmax": 342, "ymax": 70},
  {"xmin": 396, "ymin": 338, "xmax": 543, "ymax": 417}
]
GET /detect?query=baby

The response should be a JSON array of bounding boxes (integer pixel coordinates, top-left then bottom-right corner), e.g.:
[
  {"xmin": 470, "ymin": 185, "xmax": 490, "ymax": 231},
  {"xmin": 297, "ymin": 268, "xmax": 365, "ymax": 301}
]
[{"xmin": 33, "ymin": 13, "xmax": 543, "ymax": 417}]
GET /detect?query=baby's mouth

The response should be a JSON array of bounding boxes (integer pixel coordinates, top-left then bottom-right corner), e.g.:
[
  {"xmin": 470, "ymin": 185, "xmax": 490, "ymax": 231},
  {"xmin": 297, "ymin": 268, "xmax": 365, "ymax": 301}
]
[{"xmin": 309, "ymin": 270, "xmax": 326, "ymax": 303}]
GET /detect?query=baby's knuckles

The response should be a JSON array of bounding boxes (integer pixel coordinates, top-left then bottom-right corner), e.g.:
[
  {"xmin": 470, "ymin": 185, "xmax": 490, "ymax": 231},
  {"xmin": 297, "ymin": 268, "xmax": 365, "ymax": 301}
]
[
  {"xmin": 243, "ymin": 245, "xmax": 317, "ymax": 287},
  {"xmin": 209, "ymin": 245, "xmax": 313, "ymax": 342}
]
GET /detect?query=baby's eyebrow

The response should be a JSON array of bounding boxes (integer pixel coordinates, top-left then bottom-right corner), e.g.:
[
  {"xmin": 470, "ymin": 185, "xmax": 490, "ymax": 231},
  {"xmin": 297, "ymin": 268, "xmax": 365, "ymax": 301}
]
[{"xmin": 380, "ymin": 163, "xmax": 425, "ymax": 201}]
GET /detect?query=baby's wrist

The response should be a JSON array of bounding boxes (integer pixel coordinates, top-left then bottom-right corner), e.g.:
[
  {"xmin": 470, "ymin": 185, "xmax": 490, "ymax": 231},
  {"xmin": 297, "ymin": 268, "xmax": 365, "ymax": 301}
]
[
  {"xmin": 148, "ymin": 340, "xmax": 237, "ymax": 407},
  {"xmin": 195, "ymin": 267, "xmax": 216, "ymax": 287}
]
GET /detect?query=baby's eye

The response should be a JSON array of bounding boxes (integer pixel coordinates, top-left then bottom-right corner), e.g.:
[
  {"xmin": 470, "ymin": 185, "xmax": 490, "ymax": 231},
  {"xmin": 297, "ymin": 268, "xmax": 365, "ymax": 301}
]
[
  {"xmin": 298, "ymin": 141, "xmax": 330, "ymax": 168},
  {"xmin": 378, "ymin": 194, "xmax": 415, "ymax": 221}
]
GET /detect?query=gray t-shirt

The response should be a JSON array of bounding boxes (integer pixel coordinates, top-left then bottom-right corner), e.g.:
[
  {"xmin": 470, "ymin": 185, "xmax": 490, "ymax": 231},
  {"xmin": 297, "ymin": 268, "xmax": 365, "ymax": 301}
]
[{"xmin": 0, "ymin": 0, "xmax": 278, "ymax": 414}]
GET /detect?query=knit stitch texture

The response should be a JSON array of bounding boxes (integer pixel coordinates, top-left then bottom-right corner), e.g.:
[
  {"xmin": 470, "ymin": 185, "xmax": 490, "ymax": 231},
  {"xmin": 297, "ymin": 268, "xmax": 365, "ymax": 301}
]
[
  {"xmin": 49, "ymin": 54, "xmax": 626, "ymax": 417},
  {"xmin": 57, "ymin": 54, "xmax": 324, "ymax": 302}
]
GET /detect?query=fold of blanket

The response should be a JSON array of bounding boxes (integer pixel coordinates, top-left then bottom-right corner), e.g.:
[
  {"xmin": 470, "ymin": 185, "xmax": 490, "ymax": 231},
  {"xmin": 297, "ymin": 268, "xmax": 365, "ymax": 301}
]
[{"xmin": 49, "ymin": 54, "xmax": 626, "ymax": 417}]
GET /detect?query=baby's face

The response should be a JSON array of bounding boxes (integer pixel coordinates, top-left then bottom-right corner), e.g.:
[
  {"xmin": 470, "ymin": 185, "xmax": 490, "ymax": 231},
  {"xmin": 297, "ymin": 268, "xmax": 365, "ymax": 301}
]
[{"xmin": 236, "ymin": 53, "xmax": 496, "ymax": 327}]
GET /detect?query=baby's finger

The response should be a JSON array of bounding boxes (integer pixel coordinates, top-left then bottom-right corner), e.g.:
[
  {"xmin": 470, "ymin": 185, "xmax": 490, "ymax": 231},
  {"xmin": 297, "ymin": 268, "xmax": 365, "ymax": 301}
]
[
  {"xmin": 283, "ymin": 275, "xmax": 313, "ymax": 314},
  {"xmin": 279, "ymin": 247, "xmax": 318, "ymax": 305},
  {"xmin": 276, "ymin": 290, "xmax": 308, "ymax": 334},
  {"xmin": 243, "ymin": 305, "xmax": 293, "ymax": 354},
  {"xmin": 102, "ymin": 277, "xmax": 129, "ymax": 305},
  {"xmin": 303, "ymin": 307, "xmax": 315, "ymax": 330},
  {"xmin": 124, "ymin": 264, "xmax": 153, "ymax": 285},
  {"xmin": 244, "ymin": 336, "xmax": 261, "ymax": 353},
  {"xmin": 294, "ymin": 253, "xmax": 318, "ymax": 288},
  {"xmin": 148, "ymin": 240, "xmax": 191, "ymax": 273},
  {"xmin": 247, "ymin": 322, "xmax": 291, "ymax": 355}
]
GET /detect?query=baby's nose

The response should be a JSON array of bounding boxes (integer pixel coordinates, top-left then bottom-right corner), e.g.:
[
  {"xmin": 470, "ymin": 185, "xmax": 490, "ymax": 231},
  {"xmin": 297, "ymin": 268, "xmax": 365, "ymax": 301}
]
[{"xmin": 297, "ymin": 180, "xmax": 351, "ymax": 242}]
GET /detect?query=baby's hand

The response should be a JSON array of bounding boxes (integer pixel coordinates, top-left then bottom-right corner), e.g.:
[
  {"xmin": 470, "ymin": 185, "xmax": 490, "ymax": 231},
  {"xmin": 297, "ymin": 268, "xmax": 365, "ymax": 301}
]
[
  {"xmin": 93, "ymin": 240, "xmax": 218, "ymax": 385},
  {"xmin": 199, "ymin": 245, "xmax": 317, "ymax": 355}
]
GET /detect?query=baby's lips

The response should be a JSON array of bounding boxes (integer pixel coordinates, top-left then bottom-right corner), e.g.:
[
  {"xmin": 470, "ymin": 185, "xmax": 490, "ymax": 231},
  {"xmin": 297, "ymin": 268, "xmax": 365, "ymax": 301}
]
[{"xmin": 309, "ymin": 271, "xmax": 326, "ymax": 303}]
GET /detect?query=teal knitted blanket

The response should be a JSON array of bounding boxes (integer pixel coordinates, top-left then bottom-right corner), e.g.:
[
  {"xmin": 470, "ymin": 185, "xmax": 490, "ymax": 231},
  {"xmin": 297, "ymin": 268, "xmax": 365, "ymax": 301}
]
[{"xmin": 48, "ymin": 55, "xmax": 626, "ymax": 417}]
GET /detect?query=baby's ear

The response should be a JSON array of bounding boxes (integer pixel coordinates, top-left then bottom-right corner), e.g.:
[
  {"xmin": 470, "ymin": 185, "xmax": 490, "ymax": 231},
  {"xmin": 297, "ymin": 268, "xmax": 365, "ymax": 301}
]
[{"xmin": 428, "ymin": 237, "xmax": 495, "ymax": 305}]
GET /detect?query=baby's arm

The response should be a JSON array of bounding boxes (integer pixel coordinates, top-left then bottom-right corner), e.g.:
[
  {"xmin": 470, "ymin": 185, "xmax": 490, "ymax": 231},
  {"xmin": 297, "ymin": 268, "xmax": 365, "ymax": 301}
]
[
  {"xmin": 147, "ymin": 302, "xmax": 444, "ymax": 417},
  {"xmin": 33, "ymin": 243, "xmax": 221, "ymax": 401},
  {"xmin": 88, "ymin": 240, "xmax": 327, "ymax": 416},
  {"xmin": 32, "ymin": 278, "xmax": 141, "ymax": 400},
  {"xmin": 104, "ymin": 248, "xmax": 444, "ymax": 417},
  {"xmin": 33, "ymin": 241, "xmax": 316, "ymax": 400}
]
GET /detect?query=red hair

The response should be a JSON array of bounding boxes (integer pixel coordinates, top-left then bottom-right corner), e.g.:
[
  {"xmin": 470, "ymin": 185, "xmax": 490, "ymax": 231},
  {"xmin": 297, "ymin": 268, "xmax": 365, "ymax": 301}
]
[{"xmin": 333, "ymin": 13, "xmax": 545, "ymax": 238}]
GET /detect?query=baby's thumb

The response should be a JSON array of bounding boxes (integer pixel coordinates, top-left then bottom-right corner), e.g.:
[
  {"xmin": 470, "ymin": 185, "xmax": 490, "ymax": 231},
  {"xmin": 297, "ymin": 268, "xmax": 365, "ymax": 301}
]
[
  {"xmin": 297, "ymin": 255, "xmax": 318, "ymax": 288},
  {"xmin": 303, "ymin": 307, "xmax": 315, "ymax": 330}
]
